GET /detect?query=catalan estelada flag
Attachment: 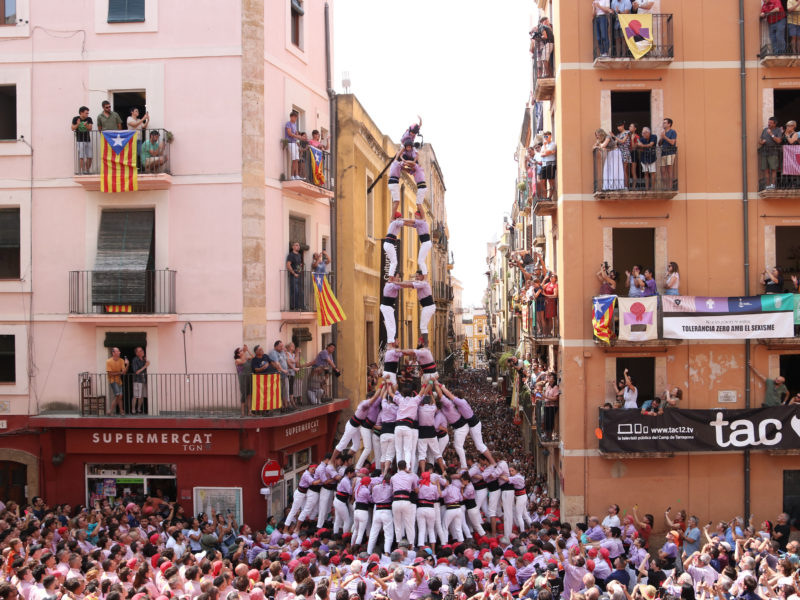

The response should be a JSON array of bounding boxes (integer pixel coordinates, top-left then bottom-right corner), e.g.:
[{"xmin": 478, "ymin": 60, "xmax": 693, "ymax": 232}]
[
  {"xmin": 252, "ymin": 374, "xmax": 282, "ymax": 411},
  {"xmin": 100, "ymin": 130, "xmax": 138, "ymax": 192},
  {"xmin": 309, "ymin": 146, "xmax": 325, "ymax": 186},
  {"xmin": 313, "ymin": 272, "xmax": 346, "ymax": 326},
  {"xmin": 619, "ymin": 14, "xmax": 654, "ymax": 60},
  {"xmin": 592, "ymin": 295, "xmax": 617, "ymax": 345}
]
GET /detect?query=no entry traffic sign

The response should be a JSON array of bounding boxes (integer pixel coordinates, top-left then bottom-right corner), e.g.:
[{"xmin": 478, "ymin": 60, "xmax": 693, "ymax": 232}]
[{"xmin": 261, "ymin": 459, "xmax": 282, "ymax": 486}]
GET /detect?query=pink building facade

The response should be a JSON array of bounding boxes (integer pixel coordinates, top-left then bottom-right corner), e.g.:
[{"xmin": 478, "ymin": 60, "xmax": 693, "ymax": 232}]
[{"xmin": 0, "ymin": 0, "xmax": 343, "ymax": 525}]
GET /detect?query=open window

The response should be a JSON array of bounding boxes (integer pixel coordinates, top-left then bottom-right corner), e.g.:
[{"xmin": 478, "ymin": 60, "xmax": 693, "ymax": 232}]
[
  {"xmin": 616, "ymin": 356, "xmax": 655, "ymax": 406},
  {"xmin": 0, "ymin": 334, "xmax": 14, "ymax": 383},
  {"xmin": 780, "ymin": 355, "xmax": 800, "ymax": 398},
  {"xmin": 112, "ymin": 90, "xmax": 146, "ymax": 130},
  {"xmin": 290, "ymin": 0, "xmax": 304, "ymax": 49},
  {"xmin": 611, "ymin": 91, "xmax": 651, "ymax": 134},
  {"xmin": 612, "ymin": 228, "xmax": 655, "ymax": 295},
  {"xmin": 776, "ymin": 226, "xmax": 800, "ymax": 290},
  {"xmin": 0, "ymin": 85, "xmax": 16, "ymax": 140}
]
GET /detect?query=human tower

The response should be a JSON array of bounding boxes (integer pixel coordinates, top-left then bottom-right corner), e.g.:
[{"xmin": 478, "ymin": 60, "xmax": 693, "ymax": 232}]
[{"xmin": 283, "ymin": 121, "xmax": 531, "ymax": 554}]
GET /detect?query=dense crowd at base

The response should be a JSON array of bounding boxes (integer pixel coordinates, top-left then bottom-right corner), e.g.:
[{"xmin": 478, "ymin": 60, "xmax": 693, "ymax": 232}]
[{"xmin": 0, "ymin": 372, "xmax": 798, "ymax": 600}]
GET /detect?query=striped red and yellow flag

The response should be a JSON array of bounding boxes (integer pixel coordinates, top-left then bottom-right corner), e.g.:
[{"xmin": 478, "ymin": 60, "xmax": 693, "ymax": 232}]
[
  {"xmin": 105, "ymin": 305, "xmax": 132, "ymax": 313},
  {"xmin": 313, "ymin": 273, "xmax": 346, "ymax": 326},
  {"xmin": 100, "ymin": 130, "xmax": 138, "ymax": 192},
  {"xmin": 252, "ymin": 374, "xmax": 282, "ymax": 411}
]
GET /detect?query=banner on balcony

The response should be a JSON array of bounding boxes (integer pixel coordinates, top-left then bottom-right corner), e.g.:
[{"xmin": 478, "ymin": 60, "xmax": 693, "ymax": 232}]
[
  {"xmin": 592, "ymin": 295, "xmax": 616, "ymax": 344},
  {"xmin": 308, "ymin": 146, "xmax": 325, "ymax": 186},
  {"xmin": 313, "ymin": 272, "xmax": 346, "ymax": 327},
  {"xmin": 662, "ymin": 294, "xmax": 795, "ymax": 339},
  {"xmin": 599, "ymin": 406, "xmax": 800, "ymax": 453},
  {"xmin": 100, "ymin": 130, "xmax": 138, "ymax": 192},
  {"xmin": 618, "ymin": 14, "xmax": 653, "ymax": 60},
  {"xmin": 252, "ymin": 374, "xmax": 282, "ymax": 411},
  {"xmin": 618, "ymin": 296, "xmax": 657, "ymax": 341}
]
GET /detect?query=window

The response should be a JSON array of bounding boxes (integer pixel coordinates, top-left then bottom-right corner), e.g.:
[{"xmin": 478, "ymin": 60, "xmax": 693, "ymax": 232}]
[
  {"xmin": 289, "ymin": 215, "xmax": 307, "ymax": 252},
  {"xmin": 773, "ymin": 90, "xmax": 800, "ymax": 130},
  {"xmin": 784, "ymin": 470, "xmax": 800, "ymax": 519},
  {"xmin": 612, "ymin": 228, "xmax": 655, "ymax": 295},
  {"xmin": 611, "ymin": 91, "xmax": 651, "ymax": 133},
  {"xmin": 290, "ymin": 0, "xmax": 304, "ymax": 49},
  {"xmin": 1, "ymin": 0, "xmax": 15, "ymax": 25},
  {"xmin": 112, "ymin": 90, "xmax": 146, "ymax": 129},
  {"xmin": 615, "ymin": 356, "xmax": 654, "ymax": 407},
  {"xmin": 775, "ymin": 226, "xmax": 800, "ymax": 292},
  {"xmin": 0, "ymin": 85, "xmax": 16, "ymax": 140},
  {"xmin": 366, "ymin": 176, "xmax": 374, "ymax": 239},
  {"xmin": 0, "ymin": 335, "xmax": 13, "ymax": 383},
  {"xmin": 0, "ymin": 208, "xmax": 19, "ymax": 279},
  {"xmin": 107, "ymin": 0, "xmax": 145, "ymax": 23},
  {"xmin": 780, "ymin": 355, "xmax": 800, "ymax": 397}
]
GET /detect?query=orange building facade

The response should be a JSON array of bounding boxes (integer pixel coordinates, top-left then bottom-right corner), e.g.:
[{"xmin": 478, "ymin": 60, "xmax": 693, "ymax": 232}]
[{"xmin": 530, "ymin": 0, "xmax": 800, "ymax": 526}]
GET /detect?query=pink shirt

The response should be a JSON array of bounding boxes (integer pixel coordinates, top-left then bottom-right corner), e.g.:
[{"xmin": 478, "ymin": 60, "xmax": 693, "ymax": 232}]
[
  {"xmin": 390, "ymin": 471, "xmax": 419, "ymax": 493},
  {"xmin": 396, "ymin": 394, "xmax": 422, "ymax": 421}
]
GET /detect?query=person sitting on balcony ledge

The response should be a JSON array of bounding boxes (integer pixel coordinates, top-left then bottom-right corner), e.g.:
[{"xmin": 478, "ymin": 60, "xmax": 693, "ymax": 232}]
[
  {"xmin": 141, "ymin": 130, "xmax": 167, "ymax": 173},
  {"xmin": 759, "ymin": 117, "xmax": 783, "ymax": 190},
  {"xmin": 285, "ymin": 110, "xmax": 303, "ymax": 180},
  {"xmin": 761, "ymin": 0, "xmax": 787, "ymax": 55},
  {"xmin": 71, "ymin": 106, "xmax": 94, "ymax": 175}
]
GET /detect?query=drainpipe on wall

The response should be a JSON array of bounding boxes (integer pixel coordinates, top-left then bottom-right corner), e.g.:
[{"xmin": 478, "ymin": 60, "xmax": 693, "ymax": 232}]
[
  {"xmin": 738, "ymin": 0, "xmax": 751, "ymax": 518},
  {"xmin": 324, "ymin": 2, "xmax": 338, "ymax": 397}
]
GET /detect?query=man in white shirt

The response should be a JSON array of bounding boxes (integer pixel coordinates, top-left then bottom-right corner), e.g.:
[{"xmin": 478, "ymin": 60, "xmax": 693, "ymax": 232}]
[
  {"xmin": 386, "ymin": 568, "xmax": 412, "ymax": 600},
  {"xmin": 602, "ymin": 504, "xmax": 621, "ymax": 529}
]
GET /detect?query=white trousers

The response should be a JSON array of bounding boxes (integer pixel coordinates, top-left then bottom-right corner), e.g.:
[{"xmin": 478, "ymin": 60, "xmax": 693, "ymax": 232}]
[
  {"xmin": 380, "ymin": 304, "xmax": 397, "ymax": 343},
  {"xmin": 298, "ymin": 489, "xmax": 320, "ymax": 522},
  {"xmin": 418, "ymin": 240, "xmax": 433, "ymax": 275},
  {"xmin": 353, "ymin": 508, "xmax": 370, "ymax": 545},
  {"xmin": 469, "ymin": 421, "xmax": 489, "ymax": 454},
  {"xmin": 460, "ymin": 505, "xmax": 472, "ymax": 539},
  {"xmin": 514, "ymin": 494, "xmax": 528, "ymax": 533},
  {"xmin": 285, "ymin": 489, "xmax": 306, "ymax": 526},
  {"xmin": 383, "ymin": 241, "xmax": 398, "ymax": 277},
  {"xmin": 502, "ymin": 489, "xmax": 516, "ymax": 536},
  {"xmin": 434, "ymin": 502, "xmax": 447, "ymax": 544},
  {"xmin": 380, "ymin": 432, "xmax": 396, "ymax": 464},
  {"xmin": 444, "ymin": 507, "xmax": 464, "ymax": 543},
  {"xmin": 436, "ymin": 434, "xmax": 449, "ymax": 460},
  {"xmin": 466, "ymin": 504, "xmax": 486, "ymax": 536},
  {"xmin": 417, "ymin": 436, "xmax": 441, "ymax": 464},
  {"xmin": 336, "ymin": 421, "xmax": 362, "ymax": 453},
  {"xmin": 487, "ymin": 489, "xmax": 501, "ymax": 518},
  {"xmin": 392, "ymin": 500, "xmax": 416, "ymax": 543},
  {"xmin": 476, "ymin": 486, "xmax": 489, "ymax": 516},
  {"xmin": 317, "ymin": 488, "xmax": 334, "ymax": 527},
  {"xmin": 355, "ymin": 426, "xmax": 374, "ymax": 469},
  {"xmin": 394, "ymin": 425, "xmax": 415, "ymax": 468},
  {"xmin": 416, "ymin": 505, "xmax": 438, "ymax": 546},
  {"xmin": 452, "ymin": 424, "xmax": 469, "ymax": 469},
  {"xmin": 333, "ymin": 498, "xmax": 352, "ymax": 534},
  {"xmin": 410, "ymin": 428, "xmax": 420, "ymax": 473},
  {"xmin": 367, "ymin": 507, "xmax": 394, "ymax": 555},
  {"xmin": 420, "ymin": 304, "xmax": 436, "ymax": 334}
]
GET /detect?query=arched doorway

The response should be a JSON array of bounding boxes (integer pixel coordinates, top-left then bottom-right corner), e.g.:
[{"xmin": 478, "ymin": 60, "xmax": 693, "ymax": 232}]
[{"xmin": 0, "ymin": 461, "xmax": 27, "ymax": 505}]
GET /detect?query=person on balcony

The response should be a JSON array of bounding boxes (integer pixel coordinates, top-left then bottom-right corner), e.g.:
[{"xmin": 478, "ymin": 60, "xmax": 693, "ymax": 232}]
[
  {"xmin": 659, "ymin": 118, "xmax": 678, "ymax": 190},
  {"xmin": 593, "ymin": 0, "xmax": 613, "ymax": 57},
  {"xmin": 596, "ymin": 262, "xmax": 618, "ymax": 294},
  {"xmin": 759, "ymin": 117, "xmax": 783, "ymax": 190},
  {"xmin": 636, "ymin": 126, "xmax": 658, "ymax": 190},
  {"xmin": 285, "ymin": 110, "xmax": 304, "ymax": 180},
  {"xmin": 625, "ymin": 264, "xmax": 646, "ymax": 297},
  {"xmin": 543, "ymin": 272, "xmax": 558, "ymax": 336},
  {"xmin": 106, "ymin": 347, "xmax": 129, "ymax": 416},
  {"xmin": 594, "ymin": 128, "xmax": 625, "ymax": 191},
  {"xmin": 286, "ymin": 241, "xmax": 305, "ymax": 311},
  {"xmin": 71, "ymin": 106, "xmax": 94, "ymax": 175},
  {"xmin": 311, "ymin": 249, "xmax": 330, "ymax": 275},
  {"xmin": 611, "ymin": 0, "xmax": 632, "ymax": 57},
  {"xmin": 761, "ymin": 0, "xmax": 787, "ymax": 55},
  {"xmin": 130, "ymin": 346, "xmax": 149, "ymax": 415},
  {"xmin": 762, "ymin": 266, "xmax": 784, "ymax": 293},
  {"xmin": 642, "ymin": 268, "xmax": 657, "ymax": 297},
  {"xmin": 234, "ymin": 345, "xmax": 254, "ymax": 416},
  {"xmin": 664, "ymin": 261, "xmax": 680, "ymax": 295},
  {"xmin": 96, "ymin": 100, "xmax": 122, "ymax": 131},
  {"xmin": 543, "ymin": 371, "xmax": 560, "ymax": 440},
  {"xmin": 285, "ymin": 342, "xmax": 300, "ymax": 408},
  {"xmin": 540, "ymin": 132, "xmax": 557, "ymax": 199},
  {"xmin": 614, "ymin": 368, "xmax": 638, "ymax": 409},
  {"xmin": 141, "ymin": 130, "xmax": 167, "ymax": 173},
  {"xmin": 308, "ymin": 129, "xmax": 328, "ymax": 150}
]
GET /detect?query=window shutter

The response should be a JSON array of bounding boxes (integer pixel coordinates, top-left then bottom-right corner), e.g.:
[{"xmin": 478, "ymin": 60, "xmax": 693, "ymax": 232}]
[
  {"xmin": 291, "ymin": 0, "xmax": 304, "ymax": 16},
  {"xmin": 93, "ymin": 210, "xmax": 154, "ymax": 305},
  {"xmin": 0, "ymin": 208, "xmax": 20, "ymax": 249},
  {"xmin": 108, "ymin": 0, "xmax": 145, "ymax": 23}
]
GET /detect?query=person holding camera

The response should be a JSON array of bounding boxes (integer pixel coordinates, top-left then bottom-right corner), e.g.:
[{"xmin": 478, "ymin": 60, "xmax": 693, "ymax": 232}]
[{"xmin": 597, "ymin": 262, "xmax": 617, "ymax": 294}]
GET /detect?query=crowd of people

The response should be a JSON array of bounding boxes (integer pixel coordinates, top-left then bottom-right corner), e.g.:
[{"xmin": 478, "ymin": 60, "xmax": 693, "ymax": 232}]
[
  {"xmin": 507, "ymin": 251, "xmax": 559, "ymax": 339},
  {"xmin": 594, "ymin": 262, "xmax": 680, "ymax": 298},
  {"xmin": 1, "ymin": 367, "xmax": 797, "ymax": 600}
]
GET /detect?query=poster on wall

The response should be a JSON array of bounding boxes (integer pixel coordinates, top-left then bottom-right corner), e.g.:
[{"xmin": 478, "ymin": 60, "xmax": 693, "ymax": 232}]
[
  {"xmin": 599, "ymin": 406, "xmax": 800, "ymax": 453},
  {"xmin": 193, "ymin": 487, "xmax": 243, "ymax": 524},
  {"xmin": 102, "ymin": 479, "xmax": 117, "ymax": 497}
]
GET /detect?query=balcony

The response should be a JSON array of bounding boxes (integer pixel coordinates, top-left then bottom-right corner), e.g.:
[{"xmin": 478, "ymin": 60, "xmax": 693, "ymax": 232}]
[
  {"xmin": 65, "ymin": 368, "xmax": 336, "ymax": 418},
  {"xmin": 759, "ymin": 13, "xmax": 800, "ymax": 67},
  {"xmin": 281, "ymin": 143, "xmax": 334, "ymax": 200},
  {"xmin": 532, "ymin": 194, "xmax": 557, "ymax": 216},
  {"xmin": 433, "ymin": 281, "xmax": 453, "ymax": 303},
  {"xmin": 593, "ymin": 146, "xmax": 678, "ymax": 200},
  {"xmin": 592, "ymin": 14, "xmax": 674, "ymax": 68},
  {"xmin": 73, "ymin": 129, "xmax": 172, "ymax": 191},
  {"xmin": 534, "ymin": 398, "xmax": 559, "ymax": 447},
  {"xmin": 757, "ymin": 145, "xmax": 800, "ymax": 197},
  {"xmin": 532, "ymin": 43, "xmax": 554, "ymax": 102},
  {"xmin": 280, "ymin": 271, "xmax": 336, "ymax": 319},
  {"xmin": 532, "ymin": 215, "xmax": 547, "ymax": 247},
  {"xmin": 68, "ymin": 270, "xmax": 177, "ymax": 323}
]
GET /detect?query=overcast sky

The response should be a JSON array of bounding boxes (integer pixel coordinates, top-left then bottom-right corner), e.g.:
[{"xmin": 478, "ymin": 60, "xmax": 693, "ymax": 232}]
[{"xmin": 333, "ymin": 1, "xmax": 535, "ymax": 306}]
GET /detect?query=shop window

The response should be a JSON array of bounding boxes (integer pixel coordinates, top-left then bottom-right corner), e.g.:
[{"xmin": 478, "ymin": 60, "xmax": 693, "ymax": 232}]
[
  {"xmin": 290, "ymin": 0, "xmax": 304, "ymax": 49},
  {"xmin": 107, "ymin": 0, "xmax": 145, "ymax": 23},
  {"xmin": 612, "ymin": 228, "xmax": 655, "ymax": 296},
  {"xmin": 0, "ymin": 335, "xmax": 14, "ymax": 383},
  {"xmin": 615, "ymin": 356, "xmax": 655, "ymax": 407},
  {"xmin": 0, "ymin": 208, "xmax": 20, "ymax": 279},
  {"xmin": 86, "ymin": 463, "xmax": 176, "ymax": 506},
  {"xmin": 0, "ymin": 85, "xmax": 16, "ymax": 140},
  {"xmin": 776, "ymin": 226, "xmax": 800, "ymax": 291}
]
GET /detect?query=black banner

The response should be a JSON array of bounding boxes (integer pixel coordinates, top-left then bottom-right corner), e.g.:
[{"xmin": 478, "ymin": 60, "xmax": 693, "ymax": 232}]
[{"xmin": 599, "ymin": 407, "xmax": 800, "ymax": 453}]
